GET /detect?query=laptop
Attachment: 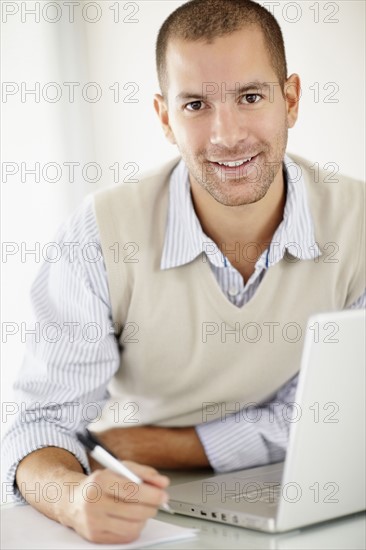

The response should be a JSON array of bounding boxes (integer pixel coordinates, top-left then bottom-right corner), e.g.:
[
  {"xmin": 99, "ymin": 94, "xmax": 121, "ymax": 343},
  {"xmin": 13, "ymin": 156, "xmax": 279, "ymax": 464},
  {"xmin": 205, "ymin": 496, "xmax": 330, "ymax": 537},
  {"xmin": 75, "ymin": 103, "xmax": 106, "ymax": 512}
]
[{"xmin": 167, "ymin": 309, "xmax": 366, "ymax": 532}]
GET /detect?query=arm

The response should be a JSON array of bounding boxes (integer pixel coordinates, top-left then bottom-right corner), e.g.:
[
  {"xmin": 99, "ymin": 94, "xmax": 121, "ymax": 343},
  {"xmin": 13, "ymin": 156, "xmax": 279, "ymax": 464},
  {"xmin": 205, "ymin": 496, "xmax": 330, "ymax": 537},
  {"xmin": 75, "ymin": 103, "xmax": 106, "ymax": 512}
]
[
  {"xmin": 92, "ymin": 290, "xmax": 366, "ymax": 472},
  {"xmin": 88, "ymin": 376, "xmax": 298, "ymax": 472},
  {"xmin": 15, "ymin": 447, "xmax": 169, "ymax": 544},
  {"xmin": 89, "ymin": 426, "xmax": 210, "ymax": 470},
  {"xmin": 1, "ymin": 199, "xmax": 168, "ymax": 543}
]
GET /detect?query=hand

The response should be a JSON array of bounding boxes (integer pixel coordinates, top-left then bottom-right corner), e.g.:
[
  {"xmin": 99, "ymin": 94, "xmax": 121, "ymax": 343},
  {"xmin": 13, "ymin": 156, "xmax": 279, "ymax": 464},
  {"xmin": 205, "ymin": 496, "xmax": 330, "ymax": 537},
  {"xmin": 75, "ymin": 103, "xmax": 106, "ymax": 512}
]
[{"xmin": 58, "ymin": 462, "xmax": 170, "ymax": 544}]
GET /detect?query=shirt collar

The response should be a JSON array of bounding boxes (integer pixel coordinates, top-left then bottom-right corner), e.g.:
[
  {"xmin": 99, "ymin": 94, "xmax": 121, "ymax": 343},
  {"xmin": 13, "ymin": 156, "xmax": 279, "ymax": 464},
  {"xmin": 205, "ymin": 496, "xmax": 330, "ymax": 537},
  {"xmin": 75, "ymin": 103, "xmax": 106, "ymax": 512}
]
[{"xmin": 161, "ymin": 154, "xmax": 321, "ymax": 270}]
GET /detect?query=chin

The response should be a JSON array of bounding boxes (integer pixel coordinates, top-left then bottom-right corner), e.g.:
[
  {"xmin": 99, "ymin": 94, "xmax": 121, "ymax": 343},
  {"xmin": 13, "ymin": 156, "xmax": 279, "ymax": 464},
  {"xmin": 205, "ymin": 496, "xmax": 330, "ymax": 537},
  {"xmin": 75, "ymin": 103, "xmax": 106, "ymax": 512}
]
[
  {"xmin": 211, "ymin": 191, "xmax": 260, "ymax": 207},
  {"xmin": 207, "ymin": 181, "xmax": 267, "ymax": 206}
]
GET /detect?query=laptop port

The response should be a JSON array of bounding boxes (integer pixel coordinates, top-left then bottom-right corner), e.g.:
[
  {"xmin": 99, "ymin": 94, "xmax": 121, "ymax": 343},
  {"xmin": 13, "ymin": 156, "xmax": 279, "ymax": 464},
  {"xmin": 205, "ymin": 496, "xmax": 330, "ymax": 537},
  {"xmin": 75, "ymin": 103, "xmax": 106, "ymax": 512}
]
[
  {"xmin": 221, "ymin": 513, "xmax": 227, "ymax": 521},
  {"xmin": 212, "ymin": 512, "xmax": 217, "ymax": 518},
  {"xmin": 200, "ymin": 511, "xmax": 207, "ymax": 516},
  {"xmin": 232, "ymin": 515, "xmax": 239, "ymax": 523}
]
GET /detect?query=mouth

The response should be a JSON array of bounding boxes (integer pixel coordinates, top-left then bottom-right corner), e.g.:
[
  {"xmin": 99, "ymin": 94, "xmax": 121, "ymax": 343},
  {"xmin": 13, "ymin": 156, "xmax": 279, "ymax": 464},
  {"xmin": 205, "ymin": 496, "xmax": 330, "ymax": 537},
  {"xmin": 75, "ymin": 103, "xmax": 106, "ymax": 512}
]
[{"xmin": 208, "ymin": 154, "xmax": 259, "ymax": 174}]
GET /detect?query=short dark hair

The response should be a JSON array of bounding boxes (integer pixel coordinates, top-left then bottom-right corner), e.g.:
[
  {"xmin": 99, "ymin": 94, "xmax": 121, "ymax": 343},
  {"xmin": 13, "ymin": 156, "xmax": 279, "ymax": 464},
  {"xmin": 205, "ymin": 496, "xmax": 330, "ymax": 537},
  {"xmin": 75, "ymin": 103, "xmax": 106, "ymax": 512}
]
[{"xmin": 156, "ymin": 0, "xmax": 288, "ymax": 100}]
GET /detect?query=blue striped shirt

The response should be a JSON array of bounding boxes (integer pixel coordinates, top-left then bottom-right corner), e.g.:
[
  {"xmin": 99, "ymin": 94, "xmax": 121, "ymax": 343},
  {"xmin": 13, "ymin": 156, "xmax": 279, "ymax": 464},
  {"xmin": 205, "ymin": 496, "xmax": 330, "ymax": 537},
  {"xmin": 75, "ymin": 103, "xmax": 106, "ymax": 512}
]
[{"xmin": 2, "ymin": 155, "xmax": 365, "ymax": 500}]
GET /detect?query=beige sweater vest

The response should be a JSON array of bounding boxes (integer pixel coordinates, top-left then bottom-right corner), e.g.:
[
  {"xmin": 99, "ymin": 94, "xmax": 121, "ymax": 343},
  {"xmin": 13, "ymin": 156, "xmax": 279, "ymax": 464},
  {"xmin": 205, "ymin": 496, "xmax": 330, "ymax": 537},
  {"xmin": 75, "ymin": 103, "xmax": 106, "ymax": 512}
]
[{"xmin": 93, "ymin": 154, "xmax": 365, "ymax": 428}]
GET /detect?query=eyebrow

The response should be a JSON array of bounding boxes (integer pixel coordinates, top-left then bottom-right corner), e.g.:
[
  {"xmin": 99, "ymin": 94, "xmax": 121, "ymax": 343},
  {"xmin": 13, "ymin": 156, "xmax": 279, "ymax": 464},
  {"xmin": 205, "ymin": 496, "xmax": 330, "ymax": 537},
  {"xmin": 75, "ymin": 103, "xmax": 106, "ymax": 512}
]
[{"xmin": 175, "ymin": 81, "xmax": 274, "ymax": 103}]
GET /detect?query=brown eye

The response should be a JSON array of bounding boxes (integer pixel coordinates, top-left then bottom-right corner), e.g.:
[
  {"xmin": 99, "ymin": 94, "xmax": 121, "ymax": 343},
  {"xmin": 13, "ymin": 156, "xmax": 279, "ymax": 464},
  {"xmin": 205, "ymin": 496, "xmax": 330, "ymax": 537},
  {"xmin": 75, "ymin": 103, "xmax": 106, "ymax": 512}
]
[
  {"xmin": 186, "ymin": 101, "xmax": 203, "ymax": 111},
  {"xmin": 241, "ymin": 94, "xmax": 261, "ymax": 104}
]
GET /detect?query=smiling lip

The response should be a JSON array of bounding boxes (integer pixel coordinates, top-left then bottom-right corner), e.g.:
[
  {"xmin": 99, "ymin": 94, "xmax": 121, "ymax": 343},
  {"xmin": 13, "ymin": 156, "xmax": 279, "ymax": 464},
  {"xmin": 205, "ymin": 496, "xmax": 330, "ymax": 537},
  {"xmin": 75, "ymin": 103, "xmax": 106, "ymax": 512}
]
[{"xmin": 208, "ymin": 153, "xmax": 259, "ymax": 167}]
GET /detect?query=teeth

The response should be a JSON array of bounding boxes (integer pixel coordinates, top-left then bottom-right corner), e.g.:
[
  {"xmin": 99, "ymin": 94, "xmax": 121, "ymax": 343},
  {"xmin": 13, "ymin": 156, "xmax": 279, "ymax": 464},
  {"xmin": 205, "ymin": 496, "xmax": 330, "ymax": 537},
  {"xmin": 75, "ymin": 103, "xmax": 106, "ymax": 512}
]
[{"xmin": 217, "ymin": 158, "xmax": 252, "ymax": 167}]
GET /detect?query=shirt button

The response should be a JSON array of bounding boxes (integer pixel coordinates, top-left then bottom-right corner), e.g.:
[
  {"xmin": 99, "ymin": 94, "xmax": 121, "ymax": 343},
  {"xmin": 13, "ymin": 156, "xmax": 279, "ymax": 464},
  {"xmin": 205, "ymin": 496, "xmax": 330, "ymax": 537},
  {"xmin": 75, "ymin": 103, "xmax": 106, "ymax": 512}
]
[{"xmin": 228, "ymin": 286, "xmax": 239, "ymax": 297}]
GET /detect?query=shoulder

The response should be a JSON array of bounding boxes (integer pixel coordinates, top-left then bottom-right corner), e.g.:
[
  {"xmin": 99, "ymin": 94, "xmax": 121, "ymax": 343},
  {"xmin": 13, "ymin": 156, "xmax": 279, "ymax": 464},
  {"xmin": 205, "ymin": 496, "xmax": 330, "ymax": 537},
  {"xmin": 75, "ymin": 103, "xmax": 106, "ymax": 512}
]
[
  {"xmin": 287, "ymin": 153, "xmax": 364, "ymax": 228},
  {"xmin": 54, "ymin": 195, "xmax": 100, "ymax": 246},
  {"xmin": 92, "ymin": 156, "xmax": 182, "ymax": 252},
  {"xmin": 93, "ymin": 156, "xmax": 182, "ymax": 211},
  {"xmin": 287, "ymin": 153, "xmax": 364, "ymax": 196},
  {"xmin": 287, "ymin": 153, "xmax": 365, "ymax": 304}
]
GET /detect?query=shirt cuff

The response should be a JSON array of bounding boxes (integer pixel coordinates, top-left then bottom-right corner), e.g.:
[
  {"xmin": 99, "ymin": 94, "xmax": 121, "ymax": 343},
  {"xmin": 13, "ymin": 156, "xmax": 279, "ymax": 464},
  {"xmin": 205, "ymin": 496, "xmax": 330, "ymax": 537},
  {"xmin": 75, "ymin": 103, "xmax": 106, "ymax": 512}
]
[
  {"xmin": 196, "ymin": 409, "xmax": 288, "ymax": 473},
  {"xmin": 1, "ymin": 421, "xmax": 91, "ymax": 504}
]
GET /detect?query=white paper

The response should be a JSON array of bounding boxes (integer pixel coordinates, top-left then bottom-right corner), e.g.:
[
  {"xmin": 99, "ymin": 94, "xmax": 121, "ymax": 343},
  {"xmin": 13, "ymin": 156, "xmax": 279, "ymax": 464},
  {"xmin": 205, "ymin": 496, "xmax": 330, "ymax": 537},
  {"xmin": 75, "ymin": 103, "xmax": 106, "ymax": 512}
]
[{"xmin": 1, "ymin": 505, "xmax": 198, "ymax": 549}]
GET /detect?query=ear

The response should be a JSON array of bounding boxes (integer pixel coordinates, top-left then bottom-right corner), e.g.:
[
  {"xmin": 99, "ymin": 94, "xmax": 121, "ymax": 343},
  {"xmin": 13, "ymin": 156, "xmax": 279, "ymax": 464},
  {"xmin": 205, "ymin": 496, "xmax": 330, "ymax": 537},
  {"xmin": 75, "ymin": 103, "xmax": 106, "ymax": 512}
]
[
  {"xmin": 153, "ymin": 94, "xmax": 176, "ymax": 145},
  {"xmin": 284, "ymin": 74, "xmax": 301, "ymax": 128}
]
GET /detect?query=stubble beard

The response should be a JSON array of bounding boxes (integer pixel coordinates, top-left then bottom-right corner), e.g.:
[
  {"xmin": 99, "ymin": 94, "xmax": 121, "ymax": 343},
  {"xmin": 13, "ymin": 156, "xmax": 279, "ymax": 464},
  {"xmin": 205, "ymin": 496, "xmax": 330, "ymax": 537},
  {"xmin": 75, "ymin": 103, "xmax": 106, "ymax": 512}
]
[{"xmin": 182, "ymin": 125, "xmax": 289, "ymax": 207}]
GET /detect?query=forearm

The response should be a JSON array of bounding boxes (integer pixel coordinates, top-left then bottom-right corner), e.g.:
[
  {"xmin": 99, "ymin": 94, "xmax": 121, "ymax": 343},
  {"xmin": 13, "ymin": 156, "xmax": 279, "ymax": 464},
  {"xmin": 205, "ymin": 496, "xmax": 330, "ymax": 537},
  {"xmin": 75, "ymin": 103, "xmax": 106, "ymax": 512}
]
[
  {"xmin": 91, "ymin": 426, "xmax": 210, "ymax": 470},
  {"xmin": 15, "ymin": 445, "xmax": 171, "ymax": 544},
  {"xmin": 15, "ymin": 447, "xmax": 86, "ymax": 525}
]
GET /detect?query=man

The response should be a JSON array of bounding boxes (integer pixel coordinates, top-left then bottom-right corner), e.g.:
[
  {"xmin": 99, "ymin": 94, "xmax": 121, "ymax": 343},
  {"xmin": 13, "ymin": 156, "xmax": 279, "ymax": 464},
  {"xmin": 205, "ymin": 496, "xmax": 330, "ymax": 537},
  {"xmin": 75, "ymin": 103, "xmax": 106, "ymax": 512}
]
[{"xmin": 2, "ymin": 0, "xmax": 365, "ymax": 544}]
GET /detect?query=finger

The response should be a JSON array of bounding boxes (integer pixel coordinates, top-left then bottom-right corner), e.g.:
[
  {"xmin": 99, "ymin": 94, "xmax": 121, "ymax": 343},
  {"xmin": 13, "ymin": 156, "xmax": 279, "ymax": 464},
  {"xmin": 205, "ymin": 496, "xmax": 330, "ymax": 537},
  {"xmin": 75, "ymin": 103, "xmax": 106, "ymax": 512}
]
[
  {"xmin": 89, "ymin": 470, "xmax": 168, "ymax": 508},
  {"xmin": 106, "ymin": 501, "xmax": 158, "ymax": 521},
  {"xmin": 122, "ymin": 461, "xmax": 170, "ymax": 487},
  {"xmin": 107, "ymin": 479, "xmax": 169, "ymax": 508}
]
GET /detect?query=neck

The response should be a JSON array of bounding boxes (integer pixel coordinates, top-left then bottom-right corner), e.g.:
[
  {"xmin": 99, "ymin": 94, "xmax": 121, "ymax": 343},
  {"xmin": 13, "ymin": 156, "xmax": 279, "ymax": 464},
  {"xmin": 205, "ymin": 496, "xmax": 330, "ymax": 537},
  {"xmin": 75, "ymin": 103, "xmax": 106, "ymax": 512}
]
[{"xmin": 190, "ymin": 170, "xmax": 286, "ymax": 255}]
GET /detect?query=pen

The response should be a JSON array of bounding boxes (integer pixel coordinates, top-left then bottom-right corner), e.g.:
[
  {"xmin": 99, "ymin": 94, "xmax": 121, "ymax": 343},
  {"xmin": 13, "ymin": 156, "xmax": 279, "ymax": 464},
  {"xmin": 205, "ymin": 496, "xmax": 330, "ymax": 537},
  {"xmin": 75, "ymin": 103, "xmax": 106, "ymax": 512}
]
[{"xmin": 76, "ymin": 429, "xmax": 174, "ymax": 514}]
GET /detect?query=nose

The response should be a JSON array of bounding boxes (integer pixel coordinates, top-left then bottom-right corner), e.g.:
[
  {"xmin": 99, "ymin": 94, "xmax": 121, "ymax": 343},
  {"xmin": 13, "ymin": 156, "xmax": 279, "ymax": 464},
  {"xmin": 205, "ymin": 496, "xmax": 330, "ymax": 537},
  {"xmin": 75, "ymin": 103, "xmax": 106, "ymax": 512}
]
[{"xmin": 210, "ymin": 104, "xmax": 249, "ymax": 149}]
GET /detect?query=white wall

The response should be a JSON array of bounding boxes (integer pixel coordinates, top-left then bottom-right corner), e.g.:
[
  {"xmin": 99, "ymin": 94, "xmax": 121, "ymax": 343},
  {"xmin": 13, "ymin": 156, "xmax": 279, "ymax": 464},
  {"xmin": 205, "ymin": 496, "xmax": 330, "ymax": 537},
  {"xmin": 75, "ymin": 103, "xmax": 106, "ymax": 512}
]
[
  {"xmin": 1, "ymin": 5, "xmax": 96, "ymax": 414},
  {"xmin": 83, "ymin": 0, "xmax": 365, "ymax": 178},
  {"xmin": 1, "ymin": 1, "xmax": 365, "ymax": 423}
]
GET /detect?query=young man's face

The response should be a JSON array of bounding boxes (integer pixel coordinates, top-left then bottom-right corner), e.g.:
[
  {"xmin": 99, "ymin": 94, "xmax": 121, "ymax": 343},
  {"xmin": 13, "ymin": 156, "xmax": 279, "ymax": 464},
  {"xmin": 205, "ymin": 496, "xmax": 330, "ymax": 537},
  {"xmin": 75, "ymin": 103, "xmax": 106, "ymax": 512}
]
[{"xmin": 155, "ymin": 25, "xmax": 299, "ymax": 207}]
